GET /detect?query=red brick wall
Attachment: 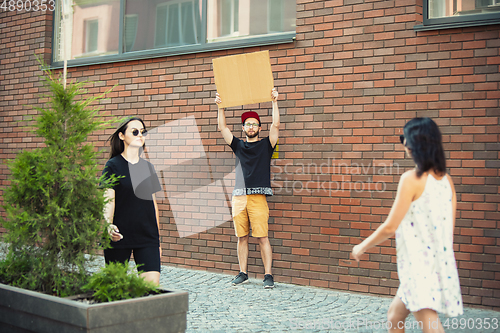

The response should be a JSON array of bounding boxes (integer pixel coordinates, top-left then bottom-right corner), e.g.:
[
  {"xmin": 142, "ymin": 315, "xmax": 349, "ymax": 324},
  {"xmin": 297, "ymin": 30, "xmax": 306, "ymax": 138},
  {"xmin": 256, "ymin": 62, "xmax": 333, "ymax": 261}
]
[
  {"xmin": 1, "ymin": 1, "xmax": 499, "ymax": 309},
  {"xmin": 0, "ymin": 9, "xmax": 53, "ymax": 223}
]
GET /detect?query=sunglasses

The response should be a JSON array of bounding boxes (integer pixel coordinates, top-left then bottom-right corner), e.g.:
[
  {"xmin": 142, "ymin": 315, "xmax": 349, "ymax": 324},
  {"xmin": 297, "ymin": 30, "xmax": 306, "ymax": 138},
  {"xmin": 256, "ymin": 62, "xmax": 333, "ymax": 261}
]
[
  {"xmin": 132, "ymin": 128, "xmax": 148, "ymax": 137},
  {"xmin": 400, "ymin": 135, "xmax": 412, "ymax": 149}
]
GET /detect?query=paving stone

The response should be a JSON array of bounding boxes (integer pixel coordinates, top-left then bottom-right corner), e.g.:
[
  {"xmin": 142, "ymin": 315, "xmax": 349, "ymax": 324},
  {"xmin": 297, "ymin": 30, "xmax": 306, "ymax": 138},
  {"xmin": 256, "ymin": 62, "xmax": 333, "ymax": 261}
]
[
  {"xmin": 158, "ymin": 265, "xmax": 500, "ymax": 333},
  {"xmin": 1, "ymin": 244, "xmax": 497, "ymax": 332}
]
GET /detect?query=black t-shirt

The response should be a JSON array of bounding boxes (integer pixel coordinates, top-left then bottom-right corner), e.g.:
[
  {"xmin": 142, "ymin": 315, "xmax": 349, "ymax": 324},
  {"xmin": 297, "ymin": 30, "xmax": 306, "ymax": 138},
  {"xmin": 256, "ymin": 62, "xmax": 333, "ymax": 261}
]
[
  {"xmin": 230, "ymin": 136, "xmax": 275, "ymax": 196},
  {"xmin": 102, "ymin": 155, "xmax": 162, "ymax": 248}
]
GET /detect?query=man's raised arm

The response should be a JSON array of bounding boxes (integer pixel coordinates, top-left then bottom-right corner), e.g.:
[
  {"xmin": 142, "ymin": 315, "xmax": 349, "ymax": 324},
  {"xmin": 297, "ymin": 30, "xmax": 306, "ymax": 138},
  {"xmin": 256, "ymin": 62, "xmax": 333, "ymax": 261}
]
[
  {"xmin": 269, "ymin": 88, "xmax": 279, "ymax": 148},
  {"xmin": 216, "ymin": 93, "xmax": 234, "ymax": 146}
]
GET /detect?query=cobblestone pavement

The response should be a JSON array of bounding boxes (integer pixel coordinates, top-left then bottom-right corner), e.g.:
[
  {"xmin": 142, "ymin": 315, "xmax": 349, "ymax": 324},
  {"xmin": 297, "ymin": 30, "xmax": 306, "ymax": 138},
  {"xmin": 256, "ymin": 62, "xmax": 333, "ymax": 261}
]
[
  {"xmin": 159, "ymin": 265, "xmax": 499, "ymax": 333},
  {"xmin": 1, "ymin": 243, "xmax": 497, "ymax": 333}
]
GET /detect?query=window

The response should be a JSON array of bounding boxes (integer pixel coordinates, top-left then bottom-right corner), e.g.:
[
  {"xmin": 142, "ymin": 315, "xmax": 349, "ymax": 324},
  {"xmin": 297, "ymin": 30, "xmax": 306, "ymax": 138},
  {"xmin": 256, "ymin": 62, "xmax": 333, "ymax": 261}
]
[
  {"xmin": 85, "ymin": 19, "xmax": 99, "ymax": 53},
  {"xmin": 53, "ymin": 0, "xmax": 120, "ymax": 59},
  {"xmin": 268, "ymin": 0, "xmax": 284, "ymax": 32},
  {"xmin": 206, "ymin": 0, "xmax": 295, "ymax": 42},
  {"xmin": 219, "ymin": 0, "xmax": 238, "ymax": 37},
  {"xmin": 52, "ymin": 0, "xmax": 296, "ymax": 67},
  {"xmin": 155, "ymin": 1, "xmax": 199, "ymax": 47},
  {"xmin": 415, "ymin": 0, "xmax": 500, "ymax": 30},
  {"xmin": 124, "ymin": 15, "xmax": 138, "ymax": 52}
]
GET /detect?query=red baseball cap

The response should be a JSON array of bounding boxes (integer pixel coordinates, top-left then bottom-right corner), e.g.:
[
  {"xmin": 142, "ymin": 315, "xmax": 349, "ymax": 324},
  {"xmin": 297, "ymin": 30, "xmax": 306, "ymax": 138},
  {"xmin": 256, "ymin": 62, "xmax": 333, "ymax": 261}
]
[{"xmin": 241, "ymin": 111, "xmax": 260, "ymax": 125}]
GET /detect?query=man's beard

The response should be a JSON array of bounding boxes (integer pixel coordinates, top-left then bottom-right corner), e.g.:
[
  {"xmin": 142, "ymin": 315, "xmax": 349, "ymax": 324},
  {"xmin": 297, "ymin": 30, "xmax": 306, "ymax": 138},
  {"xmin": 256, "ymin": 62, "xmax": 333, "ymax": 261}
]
[{"xmin": 245, "ymin": 129, "xmax": 259, "ymax": 138}]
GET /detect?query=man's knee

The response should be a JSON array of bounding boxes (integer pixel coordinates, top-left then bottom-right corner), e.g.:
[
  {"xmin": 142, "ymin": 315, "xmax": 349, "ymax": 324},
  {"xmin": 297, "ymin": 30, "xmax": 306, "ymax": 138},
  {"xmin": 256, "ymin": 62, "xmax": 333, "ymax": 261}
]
[
  {"xmin": 238, "ymin": 235, "xmax": 249, "ymax": 243},
  {"xmin": 257, "ymin": 237, "xmax": 273, "ymax": 252},
  {"xmin": 257, "ymin": 236, "xmax": 269, "ymax": 244}
]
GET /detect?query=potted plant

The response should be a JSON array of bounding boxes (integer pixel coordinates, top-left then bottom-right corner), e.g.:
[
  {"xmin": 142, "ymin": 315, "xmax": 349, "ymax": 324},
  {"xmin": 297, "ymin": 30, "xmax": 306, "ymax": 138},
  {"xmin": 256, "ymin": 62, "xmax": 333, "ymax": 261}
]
[{"xmin": 0, "ymin": 65, "xmax": 187, "ymax": 333}]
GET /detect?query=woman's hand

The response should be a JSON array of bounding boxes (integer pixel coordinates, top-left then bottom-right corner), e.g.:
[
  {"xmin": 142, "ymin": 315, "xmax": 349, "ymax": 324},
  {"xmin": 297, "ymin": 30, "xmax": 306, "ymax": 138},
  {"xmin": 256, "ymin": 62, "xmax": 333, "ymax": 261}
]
[
  {"xmin": 108, "ymin": 224, "xmax": 123, "ymax": 242},
  {"xmin": 351, "ymin": 244, "xmax": 364, "ymax": 262}
]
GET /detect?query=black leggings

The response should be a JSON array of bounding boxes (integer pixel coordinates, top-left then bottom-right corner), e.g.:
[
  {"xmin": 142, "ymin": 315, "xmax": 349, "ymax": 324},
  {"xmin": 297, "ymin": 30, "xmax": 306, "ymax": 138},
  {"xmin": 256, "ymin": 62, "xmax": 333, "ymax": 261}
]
[{"xmin": 104, "ymin": 247, "xmax": 160, "ymax": 272}]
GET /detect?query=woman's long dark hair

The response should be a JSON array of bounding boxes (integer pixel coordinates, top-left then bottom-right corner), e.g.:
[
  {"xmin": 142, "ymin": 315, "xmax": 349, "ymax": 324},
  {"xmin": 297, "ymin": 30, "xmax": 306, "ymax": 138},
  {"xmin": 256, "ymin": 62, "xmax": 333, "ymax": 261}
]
[
  {"xmin": 107, "ymin": 117, "xmax": 146, "ymax": 159},
  {"xmin": 403, "ymin": 117, "xmax": 446, "ymax": 177}
]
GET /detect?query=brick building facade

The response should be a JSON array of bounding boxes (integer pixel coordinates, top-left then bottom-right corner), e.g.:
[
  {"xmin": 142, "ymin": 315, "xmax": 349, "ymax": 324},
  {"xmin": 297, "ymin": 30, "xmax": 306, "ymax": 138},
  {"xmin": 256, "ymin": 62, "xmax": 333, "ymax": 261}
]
[{"xmin": 1, "ymin": 0, "xmax": 499, "ymax": 309}]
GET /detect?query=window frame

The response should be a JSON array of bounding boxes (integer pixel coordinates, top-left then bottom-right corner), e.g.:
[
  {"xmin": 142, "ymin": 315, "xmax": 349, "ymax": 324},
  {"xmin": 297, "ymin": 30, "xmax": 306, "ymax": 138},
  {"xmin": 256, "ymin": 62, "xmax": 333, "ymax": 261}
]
[
  {"xmin": 414, "ymin": 0, "xmax": 500, "ymax": 31},
  {"xmin": 51, "ymin": 0, "xmax": 295, "ymax": 68}
]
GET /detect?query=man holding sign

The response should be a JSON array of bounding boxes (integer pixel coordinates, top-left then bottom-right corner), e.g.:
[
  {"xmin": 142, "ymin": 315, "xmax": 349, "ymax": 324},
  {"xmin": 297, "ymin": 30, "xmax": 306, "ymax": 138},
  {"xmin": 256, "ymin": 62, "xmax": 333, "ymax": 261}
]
[{"xmin": 216, "ymin": 88, "xmax": 279, "ymax": 289}]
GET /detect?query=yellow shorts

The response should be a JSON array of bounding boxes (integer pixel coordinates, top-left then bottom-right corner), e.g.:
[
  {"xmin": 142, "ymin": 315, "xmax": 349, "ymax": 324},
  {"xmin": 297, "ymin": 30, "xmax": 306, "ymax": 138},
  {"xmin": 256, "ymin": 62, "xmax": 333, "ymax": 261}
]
[{"xmin": 231, "ymin": 194, "xmax": 269, "ymax": 238}]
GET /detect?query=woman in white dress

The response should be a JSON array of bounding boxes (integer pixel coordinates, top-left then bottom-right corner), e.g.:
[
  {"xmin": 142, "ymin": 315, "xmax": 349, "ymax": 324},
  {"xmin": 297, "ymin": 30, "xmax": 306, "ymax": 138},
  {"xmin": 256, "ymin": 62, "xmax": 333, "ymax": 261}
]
[{"xmin": 352, "ymin": 117, "xmax": 463, "ymax": 333}]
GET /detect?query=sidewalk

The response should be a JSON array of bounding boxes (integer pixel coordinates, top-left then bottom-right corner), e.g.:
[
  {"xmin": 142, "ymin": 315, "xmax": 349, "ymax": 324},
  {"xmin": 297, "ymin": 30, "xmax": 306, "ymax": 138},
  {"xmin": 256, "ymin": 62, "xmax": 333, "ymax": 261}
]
[
  {"xmin": 1, "ymin": 242, "xmax": 497, "ymax": 332},
  {"xmin": 0, "ymin": 242, "xmax": 500, "ymax": 333},
  {"xmin": 159, "ymin": 264, "xmax": 499, "ymax": 333}
]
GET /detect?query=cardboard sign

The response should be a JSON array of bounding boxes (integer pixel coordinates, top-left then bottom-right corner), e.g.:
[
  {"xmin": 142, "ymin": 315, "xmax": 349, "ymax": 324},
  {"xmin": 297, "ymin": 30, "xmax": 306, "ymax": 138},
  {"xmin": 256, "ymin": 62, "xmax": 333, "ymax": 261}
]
[{"xmin": 212, "ymin": 50, "xmax": 274, "ymax": 108}]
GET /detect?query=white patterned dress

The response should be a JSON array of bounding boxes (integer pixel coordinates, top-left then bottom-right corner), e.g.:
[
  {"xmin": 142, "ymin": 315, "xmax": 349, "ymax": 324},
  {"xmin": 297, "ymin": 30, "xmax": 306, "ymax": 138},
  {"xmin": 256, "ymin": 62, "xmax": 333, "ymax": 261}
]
[{"xmin": 395, "ymin": 174, "xmax": 463, "ymax": 317}]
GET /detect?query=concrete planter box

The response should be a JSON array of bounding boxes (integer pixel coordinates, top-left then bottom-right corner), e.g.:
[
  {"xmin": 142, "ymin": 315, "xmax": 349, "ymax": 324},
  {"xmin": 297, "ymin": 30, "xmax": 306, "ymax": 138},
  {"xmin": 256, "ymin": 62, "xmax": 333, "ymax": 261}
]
[{"xmin": 0, "ymin": 283, "xmax": 188, "ymax": 333}]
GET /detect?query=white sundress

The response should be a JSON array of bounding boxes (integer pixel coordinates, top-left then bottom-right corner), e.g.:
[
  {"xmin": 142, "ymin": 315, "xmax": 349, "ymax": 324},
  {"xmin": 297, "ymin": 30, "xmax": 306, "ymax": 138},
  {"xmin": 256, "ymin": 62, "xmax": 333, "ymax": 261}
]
[{"xmin": 395, "ymin": 174, "xmax": 463, "ymax": 317}]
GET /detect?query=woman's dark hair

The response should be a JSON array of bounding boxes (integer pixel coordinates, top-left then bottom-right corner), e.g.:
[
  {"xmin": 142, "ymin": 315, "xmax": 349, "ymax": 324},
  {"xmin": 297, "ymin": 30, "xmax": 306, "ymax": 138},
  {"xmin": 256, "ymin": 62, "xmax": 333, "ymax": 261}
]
[
  {"xmin": 107, "ymin": 117, "xmax": 146, "ymax": 158},
  {"xmin": 402, "ymin": 117, "xmax": 446, "ymax": 177}
]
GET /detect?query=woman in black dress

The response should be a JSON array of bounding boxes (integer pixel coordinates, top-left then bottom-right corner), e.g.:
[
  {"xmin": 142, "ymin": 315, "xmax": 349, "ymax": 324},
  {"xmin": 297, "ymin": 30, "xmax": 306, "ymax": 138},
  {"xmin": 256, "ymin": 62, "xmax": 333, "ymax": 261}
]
[{"xmin": 102, "ymin": 117, "xmax": 162, "ymax": 285}]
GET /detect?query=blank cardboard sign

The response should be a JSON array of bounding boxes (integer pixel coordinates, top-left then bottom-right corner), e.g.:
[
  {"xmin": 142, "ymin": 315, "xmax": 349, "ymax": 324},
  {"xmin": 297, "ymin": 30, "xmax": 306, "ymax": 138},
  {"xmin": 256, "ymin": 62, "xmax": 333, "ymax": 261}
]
[{"xmin": 213, "ymin": 50, "xmax": 274, "ymax": 108}]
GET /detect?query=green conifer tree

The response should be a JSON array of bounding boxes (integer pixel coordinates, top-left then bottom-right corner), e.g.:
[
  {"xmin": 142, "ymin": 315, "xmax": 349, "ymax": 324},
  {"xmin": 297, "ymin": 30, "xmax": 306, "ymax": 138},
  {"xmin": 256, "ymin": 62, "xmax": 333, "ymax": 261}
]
[{"xmin": 1, "ymin": 65, "xmax": 115, "ymax": 297}]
